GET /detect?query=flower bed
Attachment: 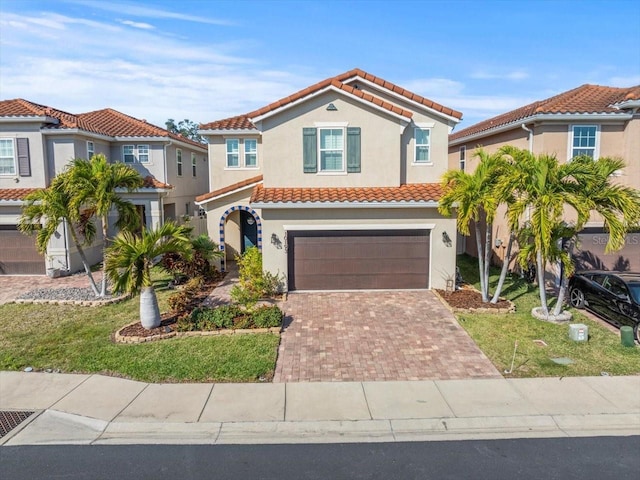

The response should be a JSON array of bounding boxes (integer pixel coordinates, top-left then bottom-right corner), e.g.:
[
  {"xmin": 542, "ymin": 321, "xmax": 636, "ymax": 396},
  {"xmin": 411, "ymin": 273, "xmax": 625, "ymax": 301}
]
[{"xmin": 434, "ymin": 287, "xmax": 515, "ymax": 314}]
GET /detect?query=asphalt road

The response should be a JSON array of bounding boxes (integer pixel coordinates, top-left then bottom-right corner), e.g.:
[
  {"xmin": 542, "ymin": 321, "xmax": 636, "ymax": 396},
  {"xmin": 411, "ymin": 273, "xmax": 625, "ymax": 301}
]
[{"xmin": 1, "ymin": 436, "xmax": 638, "ymax": 480}]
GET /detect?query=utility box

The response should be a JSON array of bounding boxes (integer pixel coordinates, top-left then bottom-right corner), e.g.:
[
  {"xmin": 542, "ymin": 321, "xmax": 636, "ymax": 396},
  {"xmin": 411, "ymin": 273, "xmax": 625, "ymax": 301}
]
[{"xmin": 569, "ymin": 323, "xmax": 588, "ymax": 342}]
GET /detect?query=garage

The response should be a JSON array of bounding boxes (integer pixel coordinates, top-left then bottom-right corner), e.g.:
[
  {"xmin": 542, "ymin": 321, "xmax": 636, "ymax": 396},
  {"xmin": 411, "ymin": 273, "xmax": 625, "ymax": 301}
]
[
  {"xmin": 0, "ymin": 225, "xmax": 44, "ymax": 275},
  {"xmin": 287, "ymin": 229, "xmax": 430, "ymax": 290},
  {"xmin": 574, "ymin": 228, "xmax": 640, "ymax": 272}
]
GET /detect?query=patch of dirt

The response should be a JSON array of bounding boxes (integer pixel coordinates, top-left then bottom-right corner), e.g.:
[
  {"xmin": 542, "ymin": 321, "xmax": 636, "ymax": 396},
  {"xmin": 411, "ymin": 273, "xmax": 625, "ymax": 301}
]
[{"xmin": 436, "ymin": 288, "xmax": 511, "ymax": 310}]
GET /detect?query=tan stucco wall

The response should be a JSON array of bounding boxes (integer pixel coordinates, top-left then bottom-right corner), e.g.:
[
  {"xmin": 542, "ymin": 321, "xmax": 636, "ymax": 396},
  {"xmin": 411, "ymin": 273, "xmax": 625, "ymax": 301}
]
[
  {"xmin": 260, "ymin": 207, "xmax": 457, "ymax": 290},
  {"xmin": 206, "ymin": 135, "xmax": 263, "ymax": 192},
  {"xmin": 259, "ymin": 91, "xmax": 403, "ymax": 188},
  {"xmin": 0, "ymin": 123, "xmax": 48, "ymax": 189}
]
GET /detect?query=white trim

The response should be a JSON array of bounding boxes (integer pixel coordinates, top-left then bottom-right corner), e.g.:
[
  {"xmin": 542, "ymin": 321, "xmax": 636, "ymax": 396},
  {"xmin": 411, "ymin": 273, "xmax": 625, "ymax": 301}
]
[
  {"xmin": 199, "ymin": 129, "xmax": 261, "ymax": 135},
  {"xmin": 0, "ymin": 137, "xmax": 17, "ymax": 176},
  {"xmin": 415, "ymin": 121, "xmax": 435, "ymax": 128},
  {"xmin": 0, "ymin": 115, "xmax": 58, "ymax": 124},
  {"xmin": 176, "ymin": 148, "xmax": 183, "ymax": 176},
  {"xmin": 86, "ymin": 140, "xmax": 94, "ymax": 159},
  {"xmin": 194, "ymin": 180, "xmax": 263, "ymax": 206},
  {"xmin": 345, "ymin": 76, "xmax": 462, "ymax": 124},
  {"xmin": 283, "ymin": 223, "xmax": 436, "ymax": 231},
  {"xmin": 568, "ymin": 124, "xmax": 600, "ymax": 160},
  {"xmin": 115, "ymin": 136, "xmax": 207, "ymax": 152},
  {"xmin": 318, "ymin": 127, "xmax": 345, "ymax": 173},
  {"xmin": 225, "ymin": 138, "xmax": 240, "ymax": 168},
  {"xmin": 414, "ymin": 126, "xmax": 431, "ymax": 164},
  {"xmin": 314, "ymin": 121, "xmax": 349, "ymax": 127},
  {"xmin": 252, "ymin": 200, "xmax": 441, "ymax": 209},
  {"xmin": 449, "ymin": 113, "xmax": 632, "ymax": 146},
  {"xmin": 249, "ymin": 85, "xmax": 412, "ymax": 123},
  {"xmin": 42, "ymin": 129, "xmax": 114, "ymax": 141}
]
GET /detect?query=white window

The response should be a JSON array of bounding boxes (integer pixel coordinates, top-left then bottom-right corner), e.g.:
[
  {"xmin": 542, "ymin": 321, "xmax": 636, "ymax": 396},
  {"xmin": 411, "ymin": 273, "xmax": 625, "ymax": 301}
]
[
  {"xmin": 571, "ymin": 125, "xmax": 598, "ymax": 159},
  {"xmin": 414, "ymin": 128, "xmax": 430, "ymax": 163},
  {"xmin": 191, "ymin": 152, "xmax": 197, "ymax": 177},
  {"xmin": 0, "ymin": 138, "xmax": 16, "ymax": 175},
  {"xmin": 244, "ymin": 139, "xmax": 257, "ymax": 167},
  {"xmin": 123, "ymin": 144, "xmax": 149, "ymax": 163},
  {"xmin": 226, "ymin": 139, "xmax": 239, "ymax": 167},
  {"xmin": 123, "ymin": 145, "xmax": 135, "ymax": 163},
  {"xmin": 87, "ymin": 141, "xmax": 94, "ymax": 159},
  {"xmin": 459, "ymin": 146, "xmax": 466, "ymax": 171},
  {"xmin": 319, "ymin": 128, "xmax": 344, "ymax": 171},
  {"xmin": 138, "ymin": 144, "xmax": 149, "ymax": 163},
  {"xmin": 176, "ymin": 149, "xmax": 183, "ymax": 176}
]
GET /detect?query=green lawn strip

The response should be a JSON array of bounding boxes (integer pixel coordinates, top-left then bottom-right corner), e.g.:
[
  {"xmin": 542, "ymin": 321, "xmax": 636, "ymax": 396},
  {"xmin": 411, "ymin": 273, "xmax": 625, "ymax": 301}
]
[
  {"xmin": 0, "ymin": 272, "xmax": 280, "ymax": 383},
  {"xmin": 455, "ymin": 254, "xmax": 640, "ymax": 377}
]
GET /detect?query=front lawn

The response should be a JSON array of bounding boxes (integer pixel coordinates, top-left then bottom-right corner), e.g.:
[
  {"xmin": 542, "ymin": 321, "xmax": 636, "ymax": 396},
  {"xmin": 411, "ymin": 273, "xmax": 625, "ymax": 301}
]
[
  {"xmin": 455, "ymin": 254, "xmax": 640, "ymax": 377},
  {"xmin": 0, "ymin": 273, "xmax": 280, "ymax": 383}
]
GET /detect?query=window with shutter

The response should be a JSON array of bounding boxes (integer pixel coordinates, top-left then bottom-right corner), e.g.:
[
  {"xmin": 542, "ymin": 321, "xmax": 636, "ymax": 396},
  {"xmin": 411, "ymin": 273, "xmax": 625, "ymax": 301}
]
[
  {"xmin": 0, "ymin": 138, "xmax": 16, "ymax": 175},
  {"xmin": 303, "ymin": 128, "xmax": 317, "ymax": 173},
  {"xmin": 346, "ymin": 127, "xmax": 361, "ymax": 173},
  {"xmin": 17, "ymin": 138, "xmax": 31, "ymax": 177}
]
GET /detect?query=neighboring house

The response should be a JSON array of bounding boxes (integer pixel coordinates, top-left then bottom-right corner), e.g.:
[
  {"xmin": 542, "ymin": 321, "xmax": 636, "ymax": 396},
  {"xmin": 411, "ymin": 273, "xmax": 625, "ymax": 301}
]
[
  {"xmin": 448, "ymin": 84, "xmax": 640, "ymax": 273},
  {"xmin": 0, "ymin": 99, "xmax": 209, "ymax": 275},
  {"xmin": 196, "ymin": 68, "xmax": 462, "ymax": 291}
]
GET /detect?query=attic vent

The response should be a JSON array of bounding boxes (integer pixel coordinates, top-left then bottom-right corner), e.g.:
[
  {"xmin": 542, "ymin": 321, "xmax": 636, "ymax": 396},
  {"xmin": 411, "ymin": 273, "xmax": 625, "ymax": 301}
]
[
  {"xmin": 326, "ymin": 103, "xmax": 337, "ymax": 111},
  {"xmin": 353, "ymin": 83, "xmax": 360, "ymax": 89}
]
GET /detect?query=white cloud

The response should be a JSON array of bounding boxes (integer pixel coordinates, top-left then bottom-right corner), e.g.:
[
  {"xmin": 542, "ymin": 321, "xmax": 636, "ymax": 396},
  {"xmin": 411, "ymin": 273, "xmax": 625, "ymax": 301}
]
[
  {"xmin": 471, "ymin": 70, "xmax": 529, "ymax": 81},
  {"xmin": 66, "ymin": 0, "xmax": 235, "ymax": 26},
  {"xmin": 400, "ymin": 78, "xmax": 464, "ymax": 97},
  {"xmin": 608, "ymin": 75, "xmax": 640, "ymax": 86},
  {"xmin": 120, "ymin": 20, "xmax": 155, "ymax": 30}
]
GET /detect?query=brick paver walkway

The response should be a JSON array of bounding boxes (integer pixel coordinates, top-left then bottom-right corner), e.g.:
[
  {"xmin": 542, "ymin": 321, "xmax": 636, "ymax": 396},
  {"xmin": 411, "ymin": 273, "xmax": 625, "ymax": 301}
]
[{"xmin": 274, "ymin": 291, "xmax": 502, "ymax": 382}]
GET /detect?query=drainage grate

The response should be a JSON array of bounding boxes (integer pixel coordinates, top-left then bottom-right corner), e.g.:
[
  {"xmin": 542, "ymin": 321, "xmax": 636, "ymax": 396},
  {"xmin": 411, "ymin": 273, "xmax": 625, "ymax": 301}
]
[{"xmin": 0, "ymin": 411, "xmax": 35, "ymax": 438}]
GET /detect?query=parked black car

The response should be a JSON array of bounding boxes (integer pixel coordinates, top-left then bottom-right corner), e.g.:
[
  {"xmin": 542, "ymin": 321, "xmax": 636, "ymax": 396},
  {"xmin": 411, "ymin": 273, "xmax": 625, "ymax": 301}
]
[{"xmin": 569, "ymin": 271, "xmax": 640, "ymax": 342}]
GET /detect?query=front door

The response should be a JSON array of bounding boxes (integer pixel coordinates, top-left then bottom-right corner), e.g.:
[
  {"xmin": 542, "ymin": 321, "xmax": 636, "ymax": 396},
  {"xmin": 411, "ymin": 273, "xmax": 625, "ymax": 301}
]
[{"xmin": 240, "ymin": 210, "xmax": 258, "ymax": 254}]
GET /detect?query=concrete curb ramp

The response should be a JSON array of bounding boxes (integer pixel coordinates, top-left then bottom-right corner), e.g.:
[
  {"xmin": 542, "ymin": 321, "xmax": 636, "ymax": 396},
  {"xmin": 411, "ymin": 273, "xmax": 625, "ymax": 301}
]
[{"xmin": 1, "ymin": 372, "xmax": 638, "ymax": 445}]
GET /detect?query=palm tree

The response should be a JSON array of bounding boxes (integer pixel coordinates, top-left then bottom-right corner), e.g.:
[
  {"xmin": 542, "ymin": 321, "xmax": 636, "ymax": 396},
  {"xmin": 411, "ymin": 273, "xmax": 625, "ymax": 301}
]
[
  {"xmin": 439, "ymin": 149, "xmax": 507, "ymax": 302},
  {"xmin": 499, "ymin": 148, "xmax": 640, "ymax": 318},
  {"xmin": 105, "ymin": 222, "xmax": 192, "ymax": 329},
  {"xmin": 66, "ymin": 154, "xmax": 143, "ymax": 297},
  {"xmin": 18, "ymin": 173, "xmax": 100, "ymax": 296}
]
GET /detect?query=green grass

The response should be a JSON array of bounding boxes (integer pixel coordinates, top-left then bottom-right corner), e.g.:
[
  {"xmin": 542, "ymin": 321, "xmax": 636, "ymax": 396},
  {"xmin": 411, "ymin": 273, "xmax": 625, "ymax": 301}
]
[
  {"xmin": 0, "ymin": 271, "xmax": 280, "ymax": 383},
  {"xmin": 456, "ymin": 254, "xmax": 640, "ymax": 377}
]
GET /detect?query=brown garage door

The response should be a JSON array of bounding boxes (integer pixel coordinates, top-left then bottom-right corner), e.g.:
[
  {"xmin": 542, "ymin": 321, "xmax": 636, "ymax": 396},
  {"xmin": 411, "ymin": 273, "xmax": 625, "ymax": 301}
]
[
  {"xmin": 574, "ymin": 228, "xmax": 640, "ymax": 272},
  {"xmin": 288, "ymin": 230, "xmax": 430, "ymax": 290},
  {"xmin": 0, "ymin": 225, "xmax": 45, "ymax": 275}
]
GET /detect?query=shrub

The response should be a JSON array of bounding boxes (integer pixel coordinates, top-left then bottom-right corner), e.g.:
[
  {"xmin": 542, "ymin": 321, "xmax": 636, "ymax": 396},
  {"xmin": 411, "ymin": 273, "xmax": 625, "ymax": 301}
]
[
  {"xmin": 167, "ymin": 276, "xmax": 204, "ymax": 314},
  {"xmin": 196, "ymin": 305, "xmax": 241, "ymax": 330},
  {"xmin": 231, "ymin": 247, "xmax": 284, "ymax": 308},
  {"xmin": 252, "ymin": 305, "xmax": 284, "ymax": 328},
  {"xmin": 161, "ymin": 235, "xmax": 222, "ymax": 282}
]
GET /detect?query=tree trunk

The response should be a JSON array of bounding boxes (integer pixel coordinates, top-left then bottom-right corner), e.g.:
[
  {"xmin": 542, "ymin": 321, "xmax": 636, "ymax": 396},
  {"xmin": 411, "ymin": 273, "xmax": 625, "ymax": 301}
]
[
  {"xmin": 67, "ymin": 222, "xmax": 100, "ymax": 297},
  {"xmin": 553, "ymin": 271, "xmax": 568, "ymax": 316},
  {"xmin": 100, "ymin": 215, "xmax": 108, "ymax": 297},
  {"xmin": 474, "ymin": 222, "xmax": 487, "ymax": 302},
  {"xmin": 536, "ymin": 250, "xmax": 549, "ymax": 317},
  {"xmin": 491, "ymin": 231, "xmax": 515, "ymax": 304},
  {"xmin": 139, "ymin": 286, "xmax": 161, "ymax": 329},
  {"xmin": 483, "ymin": 222, "xmax": 492, "ymax": 302}
]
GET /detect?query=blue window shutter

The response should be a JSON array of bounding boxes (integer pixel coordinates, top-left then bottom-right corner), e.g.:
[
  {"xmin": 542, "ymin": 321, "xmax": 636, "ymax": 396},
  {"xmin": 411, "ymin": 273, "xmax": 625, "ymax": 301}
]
[
  {"xmin": 303, "ymin": 128, "xmax": 317, "ymax": 173},
  {"xmin": 16, "ymin": 138, "xmax": 31, "ymax": 177},
  {"xmin": 347, "ymin": 127, "xmax": 361, "ymax": 173}
]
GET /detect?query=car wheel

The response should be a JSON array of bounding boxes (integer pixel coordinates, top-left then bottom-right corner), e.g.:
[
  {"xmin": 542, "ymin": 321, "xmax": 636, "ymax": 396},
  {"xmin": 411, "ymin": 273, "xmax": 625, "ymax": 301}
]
[
  {"xmin": 569, "ymin": 288, "xmax": 585, "ymax": 308},
  {"xmin": 634, "ymin": 324, "xmax": 640, "ymax": 345}
]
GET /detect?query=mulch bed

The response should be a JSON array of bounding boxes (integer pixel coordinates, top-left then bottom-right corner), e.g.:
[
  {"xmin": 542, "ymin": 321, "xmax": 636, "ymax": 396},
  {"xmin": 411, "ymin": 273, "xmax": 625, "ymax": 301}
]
[
  {"xmin": 117, "ymin": 274, "xmax": 223, "ymax": 339},
  {"xmin": 436, "ymin": 288, "xmax": 511, "ymax": 310}
]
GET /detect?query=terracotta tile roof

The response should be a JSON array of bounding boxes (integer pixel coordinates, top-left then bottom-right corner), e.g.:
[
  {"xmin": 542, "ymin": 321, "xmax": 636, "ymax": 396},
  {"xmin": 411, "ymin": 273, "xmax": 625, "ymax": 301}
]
[
  {"xmin": 196, "ymin": 175, "xmax": 263, "ymax": 203},
  {"xmin": 250, "ymin": 182, "xmax": 443, "ymax": 204},
  {"xmin": 199, "ymin": 115, "xmax": 256, "ymax": 131},
  {"xmin": 0, "ymin": 99, "xmax": 205, "ymax": 149},
  {"xmin": 0, "ymin": 188, "xmax": 41, "ymax": 201},
  {"xmin": 141, "ymin": 175, "xmax": 172, "ymax": 189},
  {"xmin": 450, "ymin": 84, "xmax": 640, "ymax": 142},
  {"xmin": 200, "ymin": 68, "xmax": 462, "ymax": 130}
]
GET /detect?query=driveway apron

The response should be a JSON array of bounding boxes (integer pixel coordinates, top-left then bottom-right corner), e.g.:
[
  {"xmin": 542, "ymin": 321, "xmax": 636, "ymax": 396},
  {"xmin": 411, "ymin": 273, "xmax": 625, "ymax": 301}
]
[{"xmin": 274, "ymin": 291, "xmax": 501, "ymax": 382}]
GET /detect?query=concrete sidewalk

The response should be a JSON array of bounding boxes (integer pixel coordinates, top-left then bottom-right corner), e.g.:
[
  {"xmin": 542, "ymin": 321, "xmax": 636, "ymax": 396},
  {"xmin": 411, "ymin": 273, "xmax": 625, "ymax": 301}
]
[{"xmin": 1, "ymin": 372, "xmax": 638, "ymax": 445}]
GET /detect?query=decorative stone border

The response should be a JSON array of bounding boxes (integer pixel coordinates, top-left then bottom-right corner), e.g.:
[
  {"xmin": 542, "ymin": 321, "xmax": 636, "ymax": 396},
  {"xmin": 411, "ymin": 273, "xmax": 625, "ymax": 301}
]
[
  {"xmin": 11, "ymin": 295, "xmax": 130, "ymax": 307},
  {"xmin": 432, "ymin": 289, "xmax": 516, "ymax": 315},
  {"xmin": 114, "ymin": 320, "xmax": 281, "ymax": 344}
]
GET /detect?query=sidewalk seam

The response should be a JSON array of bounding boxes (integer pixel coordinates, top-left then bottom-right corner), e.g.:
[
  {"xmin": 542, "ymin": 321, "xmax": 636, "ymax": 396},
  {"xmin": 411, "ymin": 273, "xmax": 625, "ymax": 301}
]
[
  {"xmin": 197, "ymin": 384, "xmax": 215, "ymax": 423},
  {"xmin": 49, "ymin": 374, "xmax": 93, "ymax": 409},
  {"xmin": 360, "ymin": 383, "xmax": 373, "ymax": 420},
  {"xmin": 108, "ymin": 382, "xmax": 150, "ymax": 423},
  {"xmin": 433, "ymin": 380, "xmax": 458, "ymax": 418},
  {"xmin": 283, "ymin": 383, "xmax": 288, "ymax": 421}
]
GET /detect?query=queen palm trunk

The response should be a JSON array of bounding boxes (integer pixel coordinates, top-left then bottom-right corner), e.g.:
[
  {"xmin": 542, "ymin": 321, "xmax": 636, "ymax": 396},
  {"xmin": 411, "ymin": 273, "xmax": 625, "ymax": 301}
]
[
  {"xmin": 139, "ymin": 286, "xmax": 161, "ymax": 329},
  {"xmin": 491, "ymin": 232, "xmax": 515, "ymax": 304}
]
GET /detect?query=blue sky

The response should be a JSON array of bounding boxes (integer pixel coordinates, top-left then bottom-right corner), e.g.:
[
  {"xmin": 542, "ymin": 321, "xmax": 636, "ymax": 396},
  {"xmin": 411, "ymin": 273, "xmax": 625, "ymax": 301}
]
[{"xmin": 1, "ymin": 0, "xmax": 639, "ymax": 131}]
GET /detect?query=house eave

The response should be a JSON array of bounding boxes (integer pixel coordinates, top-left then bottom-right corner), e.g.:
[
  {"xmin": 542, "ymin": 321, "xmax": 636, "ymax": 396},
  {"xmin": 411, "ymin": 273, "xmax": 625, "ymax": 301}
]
[
  {"xmin": 251, "ymin": 200, "xmax": 441, "ymax": 209},
  {"xmin": 41, "ymin": 128, "xmax": 114, "ymax": 141},
  {"xmin": 449, "ymin": 112, "xmax": 634, "ymax": 146},
  {"xmin": 250, "ymin": 85, "xmax": 412, "ymax": 124},
  {"xmin": 198, "ymin": 129, "xmax": 261, "ymax": 136},
  {"xmin": 195, "ymin": 181, "xmax": 262, "ymax": 206},
  {"xmin": 0, "ymin": 116, "xmax": 59, "ymax": 124}
]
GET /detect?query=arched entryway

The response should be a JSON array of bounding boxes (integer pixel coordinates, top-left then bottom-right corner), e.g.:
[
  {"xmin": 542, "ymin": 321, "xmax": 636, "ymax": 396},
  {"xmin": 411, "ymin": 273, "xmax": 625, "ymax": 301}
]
[{"xmin": 218, "ymin": 205, "xmax": 262, "ymax": 271}]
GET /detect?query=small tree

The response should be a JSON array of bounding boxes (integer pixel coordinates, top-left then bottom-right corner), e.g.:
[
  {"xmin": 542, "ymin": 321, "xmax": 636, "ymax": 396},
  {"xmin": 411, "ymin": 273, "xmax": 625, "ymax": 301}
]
[
  {"xmin": 230, "ymin": 246, "xmax": 282, "ymax": 309},
  {"xmin": 166, "ymin": 118, "xmax": 205, "ymax": 144},
  {"xmin": 105, "ymin": 222, "xmax": 192, "ymax": 329}
]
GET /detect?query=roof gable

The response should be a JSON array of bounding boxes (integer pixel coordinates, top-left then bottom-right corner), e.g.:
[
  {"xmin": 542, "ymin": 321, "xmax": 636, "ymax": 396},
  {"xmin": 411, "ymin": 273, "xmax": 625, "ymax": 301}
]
[{"xmin": 450, "ymin": 84, "xmax": 640, "ymax": 142}]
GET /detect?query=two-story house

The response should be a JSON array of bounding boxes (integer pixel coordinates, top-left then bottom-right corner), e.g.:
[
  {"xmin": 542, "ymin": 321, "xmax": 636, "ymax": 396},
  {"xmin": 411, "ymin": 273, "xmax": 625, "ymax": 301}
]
[
  {"xmin": 196, "ymin": 68, "xmax": 462, "ymax": 291},
  {"xmin": 0, "ymin": 99, "xmax": 209, "ymax": 275},
  {"xmin": 447, "ymin": 84, "xmax": 640, "ymax": 273}
]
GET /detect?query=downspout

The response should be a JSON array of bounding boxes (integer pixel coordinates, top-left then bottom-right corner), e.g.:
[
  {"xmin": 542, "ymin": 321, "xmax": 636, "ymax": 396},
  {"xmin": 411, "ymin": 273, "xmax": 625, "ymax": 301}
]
[
  {"xmin": 521, "ymin": 123, "xmax": 533, "ymax": 152},
  {"xmin": 162, "ymin": 141, "xmax": 172, "ymax": 225}
]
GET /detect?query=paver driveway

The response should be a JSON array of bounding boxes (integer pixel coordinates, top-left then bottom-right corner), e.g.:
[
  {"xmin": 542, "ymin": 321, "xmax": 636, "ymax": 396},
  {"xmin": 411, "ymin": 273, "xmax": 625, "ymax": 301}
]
[{"xmin": 274, "ymin": 291, "xmax": 502, "ymax": 382}]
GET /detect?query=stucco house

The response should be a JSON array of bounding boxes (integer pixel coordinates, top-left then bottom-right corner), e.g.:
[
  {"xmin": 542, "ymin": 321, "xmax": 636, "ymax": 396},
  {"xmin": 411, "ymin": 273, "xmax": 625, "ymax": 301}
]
[
  {"xmin": 0, "ymin": 99, "xmax": 209, "ymax": 275},
  {"xmin": 196, "ymin": 68, "xmax": 462, "ymax": 291},
  {"xmin": 447, "ymin": 84, "xmax": 640, "ymax": 273}
]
